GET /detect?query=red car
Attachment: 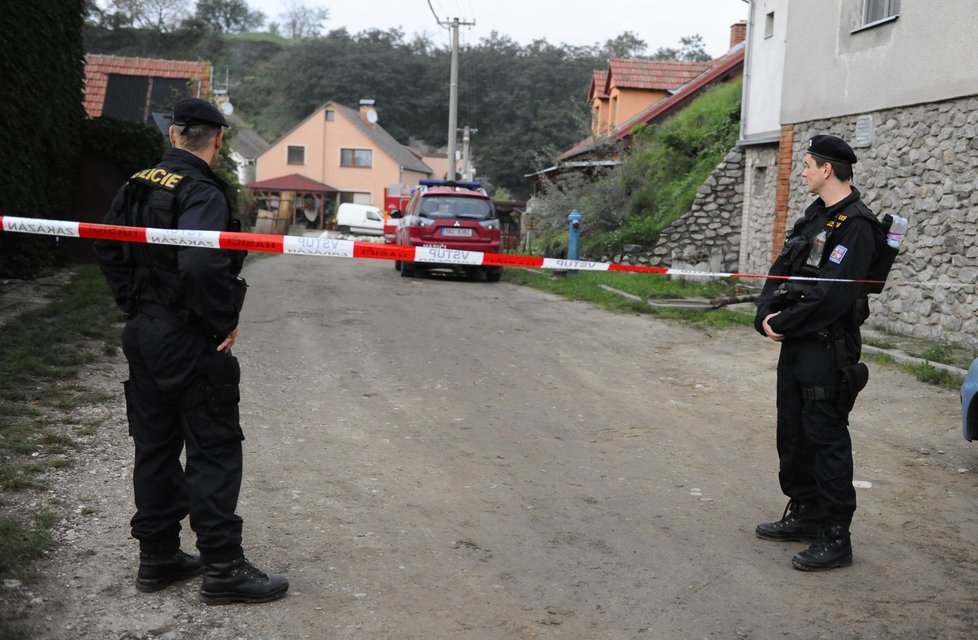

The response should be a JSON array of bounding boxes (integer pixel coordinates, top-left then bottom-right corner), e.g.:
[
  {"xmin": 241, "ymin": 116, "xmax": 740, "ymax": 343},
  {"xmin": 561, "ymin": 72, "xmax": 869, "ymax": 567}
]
[{"xmin": 389, "ymin": 180, "xmax": 503, "ymax": 282}]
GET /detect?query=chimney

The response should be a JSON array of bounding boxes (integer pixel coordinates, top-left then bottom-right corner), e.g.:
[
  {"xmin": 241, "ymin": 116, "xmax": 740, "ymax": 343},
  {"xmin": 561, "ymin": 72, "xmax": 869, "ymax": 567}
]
[
  {"xmin": 359, "ymin": 98, "xmax": 377, "ymax": 126},
  {"xmin": 730, "ymin": 20, "xmax": 747, "ymax": 48}
]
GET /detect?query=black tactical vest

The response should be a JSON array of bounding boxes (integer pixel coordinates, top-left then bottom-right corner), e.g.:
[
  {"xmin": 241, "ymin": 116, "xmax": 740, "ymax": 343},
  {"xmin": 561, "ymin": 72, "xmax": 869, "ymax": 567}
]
[{"xmin": 107, "ymin": 166, "xmax": 245, "ymax": 313}]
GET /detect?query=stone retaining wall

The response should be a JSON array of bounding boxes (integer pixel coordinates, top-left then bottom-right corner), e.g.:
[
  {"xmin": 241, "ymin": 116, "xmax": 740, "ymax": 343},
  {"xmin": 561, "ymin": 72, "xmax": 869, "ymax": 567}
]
[{"xmin": 597, "ymin": 149, "xmax": 746, "ymax": 275}]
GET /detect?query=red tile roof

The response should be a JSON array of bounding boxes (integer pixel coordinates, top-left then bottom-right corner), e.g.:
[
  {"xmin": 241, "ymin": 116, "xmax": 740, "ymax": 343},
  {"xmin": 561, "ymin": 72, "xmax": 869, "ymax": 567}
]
[
  {"xmin": 245, "ymin": 173, "xmax": 338, "ymax": 193},
  {"xmin": 605, "ymin": 58, "xmax": 712, "ymax": 93},
  {"xmin": 558, "ymin": 46, "xmax": 745, "ymax": 162},
  {"xmin": 617, "ymin": 46, "xmax": 745, "ymax": 137},
  {"xmin": 590, "ymin": 70, "xmax": 609, "ymax": 99},
  {"xmin": 84, "ymin": 54, "xmax": 211, "ymax": 118}
]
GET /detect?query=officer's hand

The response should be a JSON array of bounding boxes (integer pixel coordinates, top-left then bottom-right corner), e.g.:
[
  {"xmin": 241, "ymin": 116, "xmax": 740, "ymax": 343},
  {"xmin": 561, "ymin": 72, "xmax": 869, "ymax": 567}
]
[
  {"xmin": 217, "ymin": 327, "xmax": 238, "ymax": 352},
  {"xmin": 762, "ymin": 313, "xmax": 784, "ymax": 342}
]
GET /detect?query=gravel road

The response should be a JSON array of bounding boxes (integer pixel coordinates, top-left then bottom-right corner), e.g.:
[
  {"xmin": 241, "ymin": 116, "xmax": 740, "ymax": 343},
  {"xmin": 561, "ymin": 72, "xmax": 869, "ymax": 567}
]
[{"xmin": 12, "ymin": 254, "xmax": 978, "ymax": 639}]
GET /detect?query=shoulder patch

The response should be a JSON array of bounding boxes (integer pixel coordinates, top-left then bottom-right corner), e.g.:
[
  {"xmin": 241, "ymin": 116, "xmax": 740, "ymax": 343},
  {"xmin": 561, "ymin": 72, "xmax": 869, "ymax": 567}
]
[{"xmin": 829, "ymin": 245, "xmax": 848, "ymax": 264}]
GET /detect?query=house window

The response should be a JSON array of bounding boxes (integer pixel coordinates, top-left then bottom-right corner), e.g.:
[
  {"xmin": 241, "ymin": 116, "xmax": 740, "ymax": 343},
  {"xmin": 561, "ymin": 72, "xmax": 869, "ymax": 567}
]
[
  {"xmin": 862, "ymin": 0, "xmax": 899, "ymax": 26},
  {"xmin": 287, "ymin": 145, "xmax": 305, "ymax": 165},
  {"xmin": 340, "ymin": 148, "xmax": 372, "ymax": 168},
  {"xmin": 764, "ymin": 11, "xmax": 775, "ymax": 38},
  {"xmin": 325, "ymin": 110, "xmax": 334, "ymax": 121},
  {"xmin": 339, "ymin": 192, "xmax": 372, "ymax": 204}
]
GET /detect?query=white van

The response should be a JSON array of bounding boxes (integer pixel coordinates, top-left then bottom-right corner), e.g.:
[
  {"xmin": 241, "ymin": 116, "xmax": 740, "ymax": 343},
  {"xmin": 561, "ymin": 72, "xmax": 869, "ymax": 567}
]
[{"xmin": 335, "ymin": 203, "xmax": 384, "ymax": 236}]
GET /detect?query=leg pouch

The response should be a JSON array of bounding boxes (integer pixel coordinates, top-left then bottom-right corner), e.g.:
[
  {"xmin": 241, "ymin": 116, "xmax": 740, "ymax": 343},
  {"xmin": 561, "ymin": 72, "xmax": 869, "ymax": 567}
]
[
  {"xmin": 200, "ymin": 351, "xmax": 241, "ymax": 416},
  {"xmin": 837, "ymin": 362, "xmax": 869, "ymax": 413}
]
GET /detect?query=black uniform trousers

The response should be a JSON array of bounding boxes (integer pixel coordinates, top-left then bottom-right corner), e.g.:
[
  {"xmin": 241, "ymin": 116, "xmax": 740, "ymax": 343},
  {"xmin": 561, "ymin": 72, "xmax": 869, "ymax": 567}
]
[
  {"xmin": 775, "ymin": 332, "xmax": 858, "ymax": 524},
  {"xmin": 122, "ymin": 311, "xmax": 245, "ymax": 564}
]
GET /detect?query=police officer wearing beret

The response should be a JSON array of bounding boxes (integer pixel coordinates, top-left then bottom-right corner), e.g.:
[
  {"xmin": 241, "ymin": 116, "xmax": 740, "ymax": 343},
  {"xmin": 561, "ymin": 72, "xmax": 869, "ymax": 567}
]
[
  {"xmin": 753, "ymin": 134, "xmax": 884, "ymax": 571},
  {"xmin": 95, "ymin": 98, "xmax": 288, "ymax": 603}
]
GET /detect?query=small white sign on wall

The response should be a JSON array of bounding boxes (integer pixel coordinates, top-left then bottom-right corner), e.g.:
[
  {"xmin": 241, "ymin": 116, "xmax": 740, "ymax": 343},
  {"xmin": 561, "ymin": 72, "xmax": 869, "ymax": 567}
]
[{"xmin": 854, "ymin": 114, "xmax": 874, "ymax": 148}]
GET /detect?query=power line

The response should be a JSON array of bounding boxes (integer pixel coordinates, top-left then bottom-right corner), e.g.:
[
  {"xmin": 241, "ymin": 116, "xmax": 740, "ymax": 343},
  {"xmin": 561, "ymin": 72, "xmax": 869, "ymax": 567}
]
[{"xmin": 427, "ymin": 0, "xmax": 448, "ymax": 28}]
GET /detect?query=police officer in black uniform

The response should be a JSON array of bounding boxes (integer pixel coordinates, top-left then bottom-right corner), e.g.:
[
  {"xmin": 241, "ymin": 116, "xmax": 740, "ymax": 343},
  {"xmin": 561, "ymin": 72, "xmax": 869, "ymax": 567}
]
[
  {"xmin": 753, "ymin": 135, "xmax": 884, "ymax": 571},
  {"xmin": 94, "ymin": 98, "xmax": 288, "ymax": 603}
]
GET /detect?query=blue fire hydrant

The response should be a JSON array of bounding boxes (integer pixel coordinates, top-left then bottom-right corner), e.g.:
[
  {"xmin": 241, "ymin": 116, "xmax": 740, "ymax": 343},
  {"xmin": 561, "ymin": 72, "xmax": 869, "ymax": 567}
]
[{"xmin": 567, "ymin": 209, "xmax": 582, "ymax": 261}]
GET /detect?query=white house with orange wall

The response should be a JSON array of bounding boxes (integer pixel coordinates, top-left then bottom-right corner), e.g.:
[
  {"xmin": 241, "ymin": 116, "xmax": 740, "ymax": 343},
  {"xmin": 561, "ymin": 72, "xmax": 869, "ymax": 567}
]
[{"xmin": 255, "ymin": 99, "xmax": 432, "ymax": 206}]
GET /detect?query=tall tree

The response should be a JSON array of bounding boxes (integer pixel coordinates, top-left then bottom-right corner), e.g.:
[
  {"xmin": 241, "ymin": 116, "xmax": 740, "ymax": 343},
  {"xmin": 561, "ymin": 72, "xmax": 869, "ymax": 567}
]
[
  {"xmin": 601, "ymin": 31, "xmax": 648, "ymax": 58},
  {"xmin": 194, "ymin": 0, "xmax": 264, "ymax": 33},
  {"xmin": 651, "ymin": 34, "xmax": 711, "ymax": 62},
  {"xmin": 105, "ymin": 0, "xmax": 190, "ymax": 31},
  {"xmin": 279, "ymin": 0, "xmax": 329, "ymax": 39}
]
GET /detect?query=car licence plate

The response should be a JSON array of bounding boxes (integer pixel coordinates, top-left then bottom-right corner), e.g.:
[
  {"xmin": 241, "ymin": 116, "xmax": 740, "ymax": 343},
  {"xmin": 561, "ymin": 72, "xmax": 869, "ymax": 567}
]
[{"xmin": 441, "ymin": 228, "xmax": 473, "ymax": 237}]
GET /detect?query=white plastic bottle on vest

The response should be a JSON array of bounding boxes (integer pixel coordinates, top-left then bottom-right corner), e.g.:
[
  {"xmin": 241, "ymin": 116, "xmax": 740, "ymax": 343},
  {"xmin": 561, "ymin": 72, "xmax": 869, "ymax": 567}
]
[{"xmin": 886, "ymin": 215, "xmax": 908, "ymax": 249}]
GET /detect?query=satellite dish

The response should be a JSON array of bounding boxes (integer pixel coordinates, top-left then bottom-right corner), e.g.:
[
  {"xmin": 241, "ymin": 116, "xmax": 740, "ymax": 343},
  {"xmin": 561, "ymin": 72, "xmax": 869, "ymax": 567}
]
[
  {"xmin": 366, "ymin": 109, "xmax": 378, "ymax": 123},
  {"xmin": 221, "ymin": 100, "xmax": 234, "ymax": 115}
]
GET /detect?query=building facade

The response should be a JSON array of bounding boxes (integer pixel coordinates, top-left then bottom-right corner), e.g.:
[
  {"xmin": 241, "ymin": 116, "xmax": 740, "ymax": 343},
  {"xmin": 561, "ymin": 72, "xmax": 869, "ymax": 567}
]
[{"xmin": 255, "ymin": 100, "xmax": 431, "ymax": 206}]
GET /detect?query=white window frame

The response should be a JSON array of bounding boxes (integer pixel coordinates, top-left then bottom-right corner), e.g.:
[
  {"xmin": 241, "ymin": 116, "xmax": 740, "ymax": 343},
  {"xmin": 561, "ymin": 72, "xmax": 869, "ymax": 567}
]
[
  {"xmin": 853, "ymin": 0, "xmax": 900, "ymax": 32},
  {"xmin": 764, "ymin": 11, "xmax": 775, "ymax": 39},
  {"xmin": 286, "ymin": 145, "xmax": 305, "ymax": 165}
]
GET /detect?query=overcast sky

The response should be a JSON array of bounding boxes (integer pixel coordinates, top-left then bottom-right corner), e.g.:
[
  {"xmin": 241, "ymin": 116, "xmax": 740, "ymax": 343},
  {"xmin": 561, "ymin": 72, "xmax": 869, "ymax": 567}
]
[{"xmin": 249, "ymin": 0, "xmax": 749, "ymax": 58}]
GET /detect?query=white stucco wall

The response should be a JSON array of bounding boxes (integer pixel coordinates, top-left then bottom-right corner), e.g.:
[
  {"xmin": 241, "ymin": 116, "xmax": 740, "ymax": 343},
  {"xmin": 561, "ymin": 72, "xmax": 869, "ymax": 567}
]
[
  {"xmin": 740, "ymin": 0, "xmax": 787, "ymax": 141},
  {"xmin": 781, "ymin": 0, "xmax": 978, "ymax": 124}
]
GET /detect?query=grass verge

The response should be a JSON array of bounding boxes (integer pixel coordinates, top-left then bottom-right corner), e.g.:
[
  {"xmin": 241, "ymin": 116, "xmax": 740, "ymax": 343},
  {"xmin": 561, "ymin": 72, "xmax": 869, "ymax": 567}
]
[
  {"xmin": 502, "ymin": 268, "xmax": 754, "ymax": 330},
  {"xmin": 0, "ymin": 266, "xmax": 121, "ymax": 586}
]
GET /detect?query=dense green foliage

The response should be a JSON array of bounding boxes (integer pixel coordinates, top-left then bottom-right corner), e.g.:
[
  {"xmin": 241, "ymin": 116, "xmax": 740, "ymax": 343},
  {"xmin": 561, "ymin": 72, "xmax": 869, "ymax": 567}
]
[
  {"xmin": 0, "ymin": 1, "xmax": 87, "ymax": 277},
  {"xmin": 83, "ymin": 23, "xmax": 662, "ymax": 198},
  {"xmin": 531, "ymin": 79, "xmax": 743, "ymax": 256},
  {"xmin": 81, "ymin": 116, "xmax": 166, "ymax": 175}
]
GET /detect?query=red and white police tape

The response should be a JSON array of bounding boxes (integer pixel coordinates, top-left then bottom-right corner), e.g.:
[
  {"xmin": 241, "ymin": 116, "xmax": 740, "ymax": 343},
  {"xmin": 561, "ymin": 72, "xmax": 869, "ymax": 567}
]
[{"xmin": 0, "ymin": 214, "xmax": 955, "ymax": 288}]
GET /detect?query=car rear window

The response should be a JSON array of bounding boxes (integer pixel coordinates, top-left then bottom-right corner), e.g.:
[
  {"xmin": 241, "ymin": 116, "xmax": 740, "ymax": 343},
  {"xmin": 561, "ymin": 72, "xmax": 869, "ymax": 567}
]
[{"xmin": 419, "ymin": 196, "xmax": 493, "ymax": 220}]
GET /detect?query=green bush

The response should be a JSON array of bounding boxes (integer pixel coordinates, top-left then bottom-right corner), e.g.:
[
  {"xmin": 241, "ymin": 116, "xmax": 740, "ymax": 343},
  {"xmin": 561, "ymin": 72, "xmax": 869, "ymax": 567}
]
[
  {"xmin": 0, "ymin": 1, "xmax": 87, "ymax": 278},
  {"xmin": 81, "ymin": 116, "xmax": 165, "ymax": 176}
]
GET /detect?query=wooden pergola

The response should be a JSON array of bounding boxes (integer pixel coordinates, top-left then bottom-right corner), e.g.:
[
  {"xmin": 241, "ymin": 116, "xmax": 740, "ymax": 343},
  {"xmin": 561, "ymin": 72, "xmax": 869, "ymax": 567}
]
[{"xmin": 245, "ymin": 173, "xmax": 339, "ymax": 230}]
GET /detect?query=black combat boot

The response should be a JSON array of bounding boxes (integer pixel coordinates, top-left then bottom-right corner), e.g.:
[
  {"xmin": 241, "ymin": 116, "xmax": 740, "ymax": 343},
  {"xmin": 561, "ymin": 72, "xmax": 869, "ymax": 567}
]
[
  {"xmin": 791, "ymin": 522, "xmax": 853, "ymax": 571},
  {"xmin": 136, "ymin": 549, "xmax": 203, "ymax": 592},
  {"xmin": 199, "ymin": 557, "xmax": 289, "ymax": 605},
  {"xmin": 755, "ymin": 499, "xmax": 821, "ymax": 542}
]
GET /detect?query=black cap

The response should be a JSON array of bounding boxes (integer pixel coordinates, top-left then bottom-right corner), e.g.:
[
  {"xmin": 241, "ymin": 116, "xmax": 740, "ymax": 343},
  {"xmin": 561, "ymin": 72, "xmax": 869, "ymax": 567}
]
[
  {"xmin": 172, "ymin": 97, "xmax": 227, "ymax": 128},
  {"xmin": 807, "ymin": 134, "xmax": 857, "ymax": 164}
]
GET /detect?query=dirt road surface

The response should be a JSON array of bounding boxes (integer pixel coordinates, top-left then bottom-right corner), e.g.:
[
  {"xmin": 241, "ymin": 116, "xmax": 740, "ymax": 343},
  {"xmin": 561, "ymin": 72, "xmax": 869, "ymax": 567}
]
[{"xmin": 18, "ymin": 254, "xmax": 978, "ymax": 639}]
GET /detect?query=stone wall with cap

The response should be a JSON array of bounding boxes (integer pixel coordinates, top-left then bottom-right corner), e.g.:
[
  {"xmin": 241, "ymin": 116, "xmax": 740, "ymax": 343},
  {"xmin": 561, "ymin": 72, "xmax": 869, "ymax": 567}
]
[{"xmin": 789, "ymin": 96, "xmax": 978, "ymax": 348}]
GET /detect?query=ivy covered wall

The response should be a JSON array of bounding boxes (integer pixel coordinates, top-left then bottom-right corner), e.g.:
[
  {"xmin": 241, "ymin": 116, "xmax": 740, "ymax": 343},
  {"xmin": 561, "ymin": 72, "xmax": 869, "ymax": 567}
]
[{"xmin": 0, "ymin": 1, "xmax": 87, "ymax": 277}]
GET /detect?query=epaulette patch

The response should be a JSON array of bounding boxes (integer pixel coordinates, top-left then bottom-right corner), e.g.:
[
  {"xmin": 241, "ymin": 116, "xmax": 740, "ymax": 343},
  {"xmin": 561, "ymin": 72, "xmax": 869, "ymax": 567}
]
[{"xmin": 826, "ymin": 213, "xmax": 848, "ymax": 230}]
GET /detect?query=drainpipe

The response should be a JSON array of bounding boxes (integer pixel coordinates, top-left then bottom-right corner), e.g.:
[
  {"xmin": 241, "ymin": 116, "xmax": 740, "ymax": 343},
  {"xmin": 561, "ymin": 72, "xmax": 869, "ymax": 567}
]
[{"xmin": 739, "ymin": 0, "xmax": 754, "ymax": 144}]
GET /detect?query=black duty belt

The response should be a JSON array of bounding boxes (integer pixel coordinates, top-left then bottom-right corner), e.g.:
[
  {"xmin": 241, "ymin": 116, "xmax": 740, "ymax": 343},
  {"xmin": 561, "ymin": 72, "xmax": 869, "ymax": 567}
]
[{"xmin": 134, "ymin": 301, "xmax": 193, "ymax": 330}]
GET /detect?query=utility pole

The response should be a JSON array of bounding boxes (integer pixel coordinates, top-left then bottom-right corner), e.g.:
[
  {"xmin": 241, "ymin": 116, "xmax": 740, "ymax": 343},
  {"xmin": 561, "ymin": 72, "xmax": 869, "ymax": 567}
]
[
  {"xmin": 441, "ymin": 16, "xmax": 474, "ymax": 180},
  {"xmin": 461, "ymin": 125, "xmax": 478, "ymax": 181}
]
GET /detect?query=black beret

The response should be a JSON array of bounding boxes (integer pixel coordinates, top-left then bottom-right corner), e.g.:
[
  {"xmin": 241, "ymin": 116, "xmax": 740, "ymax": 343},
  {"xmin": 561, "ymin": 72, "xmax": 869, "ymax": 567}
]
[
  {"xmin": 807, "ymin": 134, "xmax": 857, "ymax": 164},
  {"xmin": 172, "ymin": 97, "xmax": 227, "ymax": 128}
]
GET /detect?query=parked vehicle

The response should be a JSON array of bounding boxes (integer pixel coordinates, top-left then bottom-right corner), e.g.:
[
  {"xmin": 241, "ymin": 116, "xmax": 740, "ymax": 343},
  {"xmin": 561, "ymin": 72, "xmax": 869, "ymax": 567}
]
[
  {"xmin": 961, "ymin": 357, "xmax": 978, "ymax": 441},
  {"xmin": 389, "ymin": 180, "xmax": 502, "ymax": 282},
  {"xmin": 335, "ymin": 203, "xmax": 384, "ymax": 236}
]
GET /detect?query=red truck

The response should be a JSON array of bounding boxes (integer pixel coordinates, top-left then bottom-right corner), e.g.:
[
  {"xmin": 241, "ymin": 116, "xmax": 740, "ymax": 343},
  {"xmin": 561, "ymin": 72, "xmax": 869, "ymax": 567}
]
[{"xmin": 382, "ymin": 183, "xmax": 414, "ymax": 244}]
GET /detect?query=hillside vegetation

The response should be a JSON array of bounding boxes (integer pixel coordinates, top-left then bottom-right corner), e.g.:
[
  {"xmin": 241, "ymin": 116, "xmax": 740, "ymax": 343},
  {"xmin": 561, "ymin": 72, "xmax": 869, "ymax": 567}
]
[{"xmin": 531, "ymin": 79, "xmax": 743, "ymax": 255}]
